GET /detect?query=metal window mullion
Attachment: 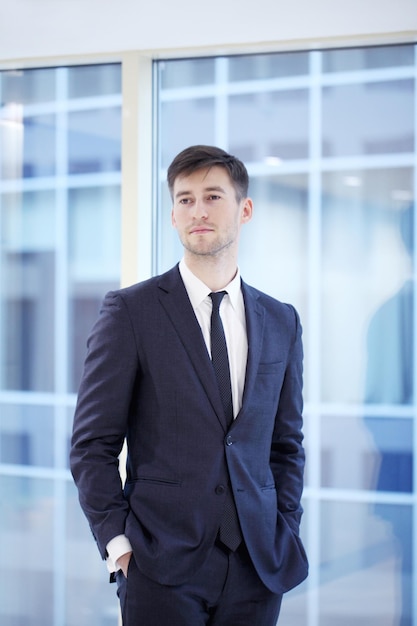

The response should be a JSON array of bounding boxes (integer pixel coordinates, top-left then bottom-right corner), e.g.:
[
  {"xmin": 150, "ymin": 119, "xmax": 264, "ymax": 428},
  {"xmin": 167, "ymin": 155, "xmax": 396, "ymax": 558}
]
[
  {"xmin": 214, "ymin": 57, "xmax": 230, "ymax": 149},
  {"xmin": 412, "ymin": 43, "xmax": 417, "ymax": 626},
  {"xmin": 53, "ymin": 66, "xmax": 70, "ymax": 626},
  {"xmin": 305, "ymin": 49, "xmax": 323, "ymax": 626}
]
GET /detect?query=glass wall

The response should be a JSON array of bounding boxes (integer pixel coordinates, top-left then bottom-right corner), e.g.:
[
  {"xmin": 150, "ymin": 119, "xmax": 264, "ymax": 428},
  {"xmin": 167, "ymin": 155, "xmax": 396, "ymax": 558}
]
[
  {"xmin": 1, "ymin": 44, "xmax": 415, "ymax": 626},
  {"xmin": 0, "ymin": 64, "xmax": 122, "ymax": 626},
  {"xmin": 155, "ymin": 44, "xmax": 416, "ymax": 625}
]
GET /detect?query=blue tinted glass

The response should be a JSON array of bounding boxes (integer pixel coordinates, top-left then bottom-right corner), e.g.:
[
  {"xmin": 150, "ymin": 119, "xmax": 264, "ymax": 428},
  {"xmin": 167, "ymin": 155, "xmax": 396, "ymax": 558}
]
[
  {"xmin": 323, "ymin": 44, "xmax": 415, "ymax": 72},
  {"xmin": 67, "ymin": 63, "xmax": 121, "ymax": 97},
  {"xmin": 0, "ymin": 190, "xmax": 56, "ymax": 391},
  {"xmin": 155, "ymin": 44, "xmax": 417, "ymax": 626},
  {"xmin": 68, "ymin": 107, "xmax": 121, "ymax": 174},
  {"xmin": 0, "ymin": 63, "xmax": 121, "ymax": 626},
  {"xmin": 320, "ymin": 501, "xmax": 412, "ymax": 625},
  {"xmin": 159, "ymin": 98, "xmax": 215, "ymax": 168},
  {"xmin": 228, "ymin": 51, "xmax": 309, "ymax": 80},
  {"xmin": 0, "ymin": 404, "xmax": 54, "ymax": 466},
  {"xmin": 0, "ymin": 476, "xmax": 55, "ymax": 623},
  {"xmin": 23, "ymin": 115, "xmax": 56, "ymax": 177},
  {"xmin": 322, "ymin": 80, "xmax": 414, "ymax": 157},
  {"xmin": 1, "ymin": 68, "xmax": 55, "ymax": 104}
]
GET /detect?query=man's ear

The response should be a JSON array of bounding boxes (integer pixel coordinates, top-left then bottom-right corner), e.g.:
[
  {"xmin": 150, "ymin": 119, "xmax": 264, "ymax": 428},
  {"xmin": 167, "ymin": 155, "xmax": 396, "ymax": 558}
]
[
  {"xmin": 241, "ymin": 198, "xmax": 253, "ymax": 223},
  {"xmin": 171, "ymin": 208, "xmax": 177, "ymax": 228}
]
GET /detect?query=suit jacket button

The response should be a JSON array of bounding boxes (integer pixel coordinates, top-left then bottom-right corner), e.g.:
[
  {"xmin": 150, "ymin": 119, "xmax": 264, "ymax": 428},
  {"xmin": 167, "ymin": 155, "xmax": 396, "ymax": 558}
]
[
  {"xmin": 215, "ymin": 485, "xmax": 226, "ymax": 495},
  {"xmin": 225, "ymin": 435, "xmax": 233, "ymax": 446}
]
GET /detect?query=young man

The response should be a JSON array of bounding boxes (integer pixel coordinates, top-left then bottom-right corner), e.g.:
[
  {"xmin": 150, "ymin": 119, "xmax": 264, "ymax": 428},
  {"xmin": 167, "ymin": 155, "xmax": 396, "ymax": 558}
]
[{"xmin": 70, "ymin": 145, "xmax": 308, "ymax": 625}]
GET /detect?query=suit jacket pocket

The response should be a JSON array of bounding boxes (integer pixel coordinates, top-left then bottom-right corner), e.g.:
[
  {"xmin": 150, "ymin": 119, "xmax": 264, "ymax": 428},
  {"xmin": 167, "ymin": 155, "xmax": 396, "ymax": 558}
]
[{"xmin": 257, "ymin": 361, "xmax": 284, "ymax": 375}]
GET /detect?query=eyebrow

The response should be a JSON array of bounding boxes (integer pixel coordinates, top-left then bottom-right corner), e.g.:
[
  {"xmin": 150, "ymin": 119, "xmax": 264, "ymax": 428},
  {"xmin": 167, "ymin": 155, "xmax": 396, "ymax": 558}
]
[{"xmin": 174, "ymin": 185, "xmax": 227, "ymax": 200}]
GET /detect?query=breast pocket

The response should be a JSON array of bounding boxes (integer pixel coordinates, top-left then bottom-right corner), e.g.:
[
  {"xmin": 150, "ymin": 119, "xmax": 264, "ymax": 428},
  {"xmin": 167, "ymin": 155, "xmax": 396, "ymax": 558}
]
[
  {"xmin": 255, "ymin": 361, "xmax": 285, "ymax": 405},
  {"xmin": 257, "ymin": 361, "xmax": 284, "ymax": 375}
]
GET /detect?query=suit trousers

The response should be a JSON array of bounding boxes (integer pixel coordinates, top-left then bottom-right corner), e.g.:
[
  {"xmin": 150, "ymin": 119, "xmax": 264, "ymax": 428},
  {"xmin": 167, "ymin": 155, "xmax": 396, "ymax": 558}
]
[{"xmin": 115, "ymin": 541, "xmax": 283, "ymax": 626}]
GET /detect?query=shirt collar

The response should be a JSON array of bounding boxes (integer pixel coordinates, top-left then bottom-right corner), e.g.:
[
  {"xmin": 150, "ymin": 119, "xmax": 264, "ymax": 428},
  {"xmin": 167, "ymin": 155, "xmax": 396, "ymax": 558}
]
[{"xmin": 179, "ymin": 258, "xmax": 241, "ymax": 310}]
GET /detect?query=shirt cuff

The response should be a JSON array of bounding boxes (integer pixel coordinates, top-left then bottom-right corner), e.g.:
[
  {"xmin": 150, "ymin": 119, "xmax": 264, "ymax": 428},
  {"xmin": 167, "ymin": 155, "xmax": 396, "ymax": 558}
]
[{"xmin": 106, "ymin": 535, "xmax": 133, "ymax": 573}]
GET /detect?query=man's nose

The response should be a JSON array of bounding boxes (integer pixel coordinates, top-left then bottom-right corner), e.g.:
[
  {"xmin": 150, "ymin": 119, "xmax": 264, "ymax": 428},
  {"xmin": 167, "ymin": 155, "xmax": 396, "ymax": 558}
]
[{"xmin": 192, "ymin": 199, "xmax": 208, "ymax": 219}]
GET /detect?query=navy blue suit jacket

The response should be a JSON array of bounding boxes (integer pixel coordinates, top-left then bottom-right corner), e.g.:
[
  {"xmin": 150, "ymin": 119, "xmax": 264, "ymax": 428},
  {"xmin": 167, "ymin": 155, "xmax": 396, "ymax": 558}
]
[{"xmin": 70, "ymin": 264, "xmax": 308, "ymax": 594}]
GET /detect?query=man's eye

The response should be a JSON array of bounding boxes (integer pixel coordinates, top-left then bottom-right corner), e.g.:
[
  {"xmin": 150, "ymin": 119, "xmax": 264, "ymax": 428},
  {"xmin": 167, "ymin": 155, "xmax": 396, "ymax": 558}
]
[
  {"xmin": 179, "ymin": 198, "xmax": 191, "ymax": 204},
  {"xmin": 208, "ymin": 195, "xmax": 220, "ymax": 200}
]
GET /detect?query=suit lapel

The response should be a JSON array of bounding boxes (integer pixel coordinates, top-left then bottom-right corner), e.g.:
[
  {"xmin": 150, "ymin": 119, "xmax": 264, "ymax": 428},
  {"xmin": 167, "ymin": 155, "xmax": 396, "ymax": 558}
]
[{"xmin": 157, "ymin": 266, "xmax": 228, "ymax": 431}]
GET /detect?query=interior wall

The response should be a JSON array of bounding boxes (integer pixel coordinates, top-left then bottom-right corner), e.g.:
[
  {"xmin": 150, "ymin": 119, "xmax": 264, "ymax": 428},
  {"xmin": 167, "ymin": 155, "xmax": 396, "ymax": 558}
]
[{"xmin": 1, "ymin": 0, "xmax": 416, "ymax": 66}]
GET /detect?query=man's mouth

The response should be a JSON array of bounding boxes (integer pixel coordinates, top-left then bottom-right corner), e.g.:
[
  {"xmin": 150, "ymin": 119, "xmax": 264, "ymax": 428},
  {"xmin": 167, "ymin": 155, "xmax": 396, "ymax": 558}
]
[{"xmin": 189, "ymin": 226, "xmax": 213, "ymax": 234}]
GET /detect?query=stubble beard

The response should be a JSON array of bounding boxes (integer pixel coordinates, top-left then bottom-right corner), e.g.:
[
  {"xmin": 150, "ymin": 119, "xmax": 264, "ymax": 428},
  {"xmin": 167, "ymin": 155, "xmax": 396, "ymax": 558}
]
[{"xmin": 180, "ymin": 232, "xmax": 235, "ymax": 259}]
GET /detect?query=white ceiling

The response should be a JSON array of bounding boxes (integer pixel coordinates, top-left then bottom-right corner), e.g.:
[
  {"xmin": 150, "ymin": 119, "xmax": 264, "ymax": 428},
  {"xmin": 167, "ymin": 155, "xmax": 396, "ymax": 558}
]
[{"xmin": 1, "ymin": 0, "xmax": 416, "ymax": 66}]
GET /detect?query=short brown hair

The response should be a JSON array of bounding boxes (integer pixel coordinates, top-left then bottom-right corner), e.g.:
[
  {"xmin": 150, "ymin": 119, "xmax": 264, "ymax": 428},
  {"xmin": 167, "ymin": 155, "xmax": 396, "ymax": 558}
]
[{"xmin": 167, "ymin": 145, "xmax": 249, "ymax": 201}]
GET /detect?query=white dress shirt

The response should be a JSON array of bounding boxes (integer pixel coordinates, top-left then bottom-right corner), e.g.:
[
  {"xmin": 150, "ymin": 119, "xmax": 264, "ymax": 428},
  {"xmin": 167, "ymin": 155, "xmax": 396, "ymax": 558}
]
[
  {"xmin": 178, "ymin": 258, "xmax": 248, "ymax": 418},
  {"xmin": 106, "ymin": 260, "xmax": 248, "ymax": 572}
]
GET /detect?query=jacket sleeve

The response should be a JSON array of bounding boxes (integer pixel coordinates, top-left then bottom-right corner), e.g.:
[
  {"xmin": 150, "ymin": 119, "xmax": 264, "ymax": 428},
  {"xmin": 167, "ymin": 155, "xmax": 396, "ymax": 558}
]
[
  {"xmin": 270, "ymin": 304, "xmax": 305, "ymax": 535},
  {"xmin": 70, "ymin": 291, "xmax": 139, "ymax": 559}
]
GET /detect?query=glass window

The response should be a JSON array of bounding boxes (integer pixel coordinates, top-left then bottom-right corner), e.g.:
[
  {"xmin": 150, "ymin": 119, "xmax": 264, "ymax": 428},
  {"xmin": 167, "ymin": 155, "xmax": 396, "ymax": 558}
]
[
  {"xmin": 322, "ymin": 80, "xmax": 414, "ymax": 157},
  {"xmin": 0, "ymin": 63, "xmax": 122, "ymax": 625},
  {"xmin": 159, "ymin": 58, "xmax": 216, "ymax": 89},
  {"xmin": 68, "ymin": 107, "xmax": 122, "ymax": 174},
  {"xmin": 321, "ymin": 167, "xmax": 413, "ymax": 404},
  {"xmin": 67, "ymin": 63, "xmax": 121, "ymax": 98},
  {"xmin": 159, "ymin": 98, "xmax": 216, "ymax": 168},
  {"xmin": 1, "ymin": 476, "xmax": 55, "ymax": 624},
  {"xmin": 1, "ymin": 68, "xmax": 56, "ymax": 104},
  {"xmin": 323, "ymin": 43, "xmax": 415, "ymax": 73},
  {"xmin": 228, "ymin": 88, "xmax": 310, "ymax": 161},
  {"xmin": 0, "ymin": 404, "xmax": 54, "ymax": 466},
  {"xmin": 228, "ymin": 51, "xmax": 309, "ymax": 80},
  {"xmin": 1, "ymin": 190, "xmax": 56, "ymax": 391},
  {"xmin": 68, "ymin": 184, "xmax": 121, "ymax": 391},
  {"xmin": 319, "ymin": 501, "xmax": 412, "ymax": 625},
  {"xmin": 155, "ymin": 43, "xmax": 416, "ymax": 626}
]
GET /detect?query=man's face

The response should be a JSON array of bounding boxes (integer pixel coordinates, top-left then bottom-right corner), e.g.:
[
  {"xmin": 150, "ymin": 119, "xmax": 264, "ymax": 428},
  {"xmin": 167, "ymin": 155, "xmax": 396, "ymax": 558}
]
[{"xmin": 171, "ymin": 166, "xmax": 252, "ymax": 259}]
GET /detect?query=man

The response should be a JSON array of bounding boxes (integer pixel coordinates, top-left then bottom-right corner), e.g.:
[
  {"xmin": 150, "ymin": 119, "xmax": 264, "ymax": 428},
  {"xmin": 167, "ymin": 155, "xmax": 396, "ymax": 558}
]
[{"xmin": 70, "ymin": 145, "xmax": 308, "ymax": 625}]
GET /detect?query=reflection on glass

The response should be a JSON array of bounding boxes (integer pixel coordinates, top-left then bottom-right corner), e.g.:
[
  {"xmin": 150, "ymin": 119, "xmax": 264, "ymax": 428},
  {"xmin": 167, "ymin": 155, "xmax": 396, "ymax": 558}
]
[
  {"xmin": 0, "ymin": 63, "xmax": 121, "ymax": 626},
  {"xmin": 23, "ymin": 115, "xmax": 56, "ymax": 178},
  {"xmin": 228, "ymin": 89, "xmax": 309, "ymax": 162},
  {"xmin": 67, "ymin": 63, "xmax": 121, "ymax": 98},
  {"xmin": 156, "ymin": 45, "xmax": 416, "ymax": 626},
  {"xmin": 320, "ymin": 501, "xmax": 412, "ymax": 626},
  {"xmin": 0, "ymin": 405, "xmax": 54, "ymax": 466},
  {"xmin": 321, "ymin": 415, "xmax": 413, "ymax": 492},
  {"xmin": 323, "ymin": 44, "xmax": 415, "ymax": 73},
  {"xmin": 228, "ymin": 51, "xmax": 309, "ymax": 81},
  {"xmin": 159, "ymin": 99, "xmax": 215, "ymax": 168},
  {"xmin": 321, "ymin": 168, "xmax": 413, "ymax": 404},
  {"xmin": 68, "ymin": 185, "xmax": 121, "ymax": 391},
  {"xmin": 322, "ymin": 80, "xmax": 414, "ymax": 157},
  {"xmin": 365, "ymin": 201, "xmax": 414, "ymax": 405},
  {"xmin": 0, "ymin": 190, "xmax": 56, "ymax": 391},
  {"xmin": 239, "ymin": 174, "xmax": 308, "ymax": 308},
  {"xmin": 0, "ymin": 476, "xmax": 55, "ymax": 623},
  {"xmin": 65, "ymin": 482, "xmax": 117, "ymax": 626},
  {"xmin": 0, "ymin": 112, "xmax": 56, "ymax": 180},
  {"xmin": 0, "ymin": 103, "xmax": 24, "ymax": 179},
  {"xmin": 159, "ymin": 58, "xmax": 216, "ymax": 89},
  {"xmin": 68, "ymin": 108, "xmax": 121, "ymax": 174},
  {"xmin": 1, "ymin": 68, "xmax": 56, "ymax": 105}
]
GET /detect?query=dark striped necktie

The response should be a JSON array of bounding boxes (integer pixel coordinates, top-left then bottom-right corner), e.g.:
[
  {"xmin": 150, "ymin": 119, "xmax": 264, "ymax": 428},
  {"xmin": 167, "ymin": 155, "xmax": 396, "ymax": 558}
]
[{"xmin": 209, "ymin": 291, "xmax": 234, "ymax": 427}]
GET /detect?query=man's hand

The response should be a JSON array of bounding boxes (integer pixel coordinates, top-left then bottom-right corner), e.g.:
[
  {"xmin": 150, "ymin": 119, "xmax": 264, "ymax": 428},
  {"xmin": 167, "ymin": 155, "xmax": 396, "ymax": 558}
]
[{"xmin": 117, "ymin": 551, "xmax": 133, "ymax": 578}]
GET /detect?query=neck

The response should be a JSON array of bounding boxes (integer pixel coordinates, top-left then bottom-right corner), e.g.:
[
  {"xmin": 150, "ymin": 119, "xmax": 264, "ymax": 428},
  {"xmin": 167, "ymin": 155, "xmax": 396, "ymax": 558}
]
[{"xmin": 183, "ymin": 252, "xmax": 238, "ymax": 292}]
